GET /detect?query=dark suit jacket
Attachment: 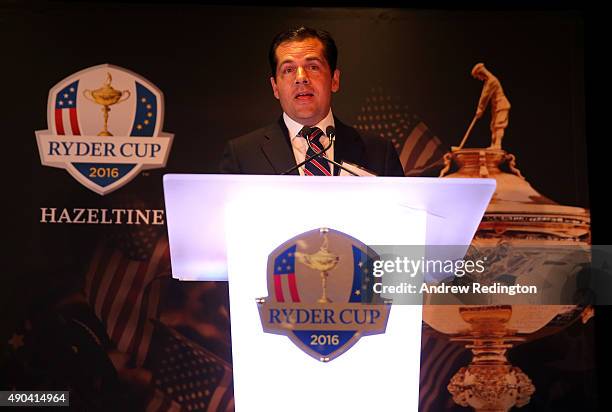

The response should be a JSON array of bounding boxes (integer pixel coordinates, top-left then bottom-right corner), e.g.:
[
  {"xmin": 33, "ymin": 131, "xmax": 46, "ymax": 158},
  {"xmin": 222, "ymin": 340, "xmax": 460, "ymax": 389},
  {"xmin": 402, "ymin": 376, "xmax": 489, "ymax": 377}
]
[{"xmin": 220, "ymin": 116, "xmax": 404, "ymax": 176}]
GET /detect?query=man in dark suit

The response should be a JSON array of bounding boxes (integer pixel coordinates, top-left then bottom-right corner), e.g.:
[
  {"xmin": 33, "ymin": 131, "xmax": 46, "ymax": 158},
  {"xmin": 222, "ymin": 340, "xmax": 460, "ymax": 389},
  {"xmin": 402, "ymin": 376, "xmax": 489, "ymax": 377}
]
[{"xmin": 220, "ymin": 26, "xmax": 404, "ymax": 177}]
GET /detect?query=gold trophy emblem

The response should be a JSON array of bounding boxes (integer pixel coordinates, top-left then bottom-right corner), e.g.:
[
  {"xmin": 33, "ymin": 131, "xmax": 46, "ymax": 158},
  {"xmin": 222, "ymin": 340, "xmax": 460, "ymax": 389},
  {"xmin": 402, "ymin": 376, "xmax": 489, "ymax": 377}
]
[
  {"xmin": 83, "ymin": 72, "xmax": 131, "ymax": 136},
  {"xmin": 295, "ymin": 228, "xmax": 340, "ymax": 303}
]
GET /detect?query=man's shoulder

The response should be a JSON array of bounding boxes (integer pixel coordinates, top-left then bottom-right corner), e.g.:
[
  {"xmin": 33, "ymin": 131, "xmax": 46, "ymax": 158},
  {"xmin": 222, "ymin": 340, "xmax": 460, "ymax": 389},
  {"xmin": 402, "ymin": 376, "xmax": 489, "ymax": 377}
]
[
  {"xmin": 334, "ymin": 117, "xmax": 404, "ymax": 177},
  {"xmin": 227, "ymin": 121, "xmax": 283, "ymax": 148},
  {"xmin": 220, "ymin": 119, "xmax": 291, "ymax": 174}
]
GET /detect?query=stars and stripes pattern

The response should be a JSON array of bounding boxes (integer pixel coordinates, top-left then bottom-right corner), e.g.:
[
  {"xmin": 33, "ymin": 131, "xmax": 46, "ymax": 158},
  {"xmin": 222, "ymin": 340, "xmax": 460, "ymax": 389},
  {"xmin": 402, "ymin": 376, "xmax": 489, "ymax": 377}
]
[
  {"xmin": 146, "ymin": 321, "xmax": 234, "ymax": 412},
  {"xmin": 54, "ymin": 80, "xmax": 81, "ymax": 135},
  {"xmin": 145, "ymin": 388, "xmax": 183, "ymax": 412},
  {"xmin": 273, "ymin": 245, "xmax": 301, "ymax": 303},
  {"xmin": 418, "ymin": 325, "xmax": 470, "ymax": 411},
  {"xmin": 302, "ymin": 127, "xmax": 332, "ymax": 176},
  {"xmin": 353, "ymin": 88, "xmax": 448, "ymax": 176},
  {"xmin": 398, "ymin": 116, "xmax": 447, "ymax": 176},
  {"xmin": 84, "ymin": 226, "xmax": 171, "ymax": 367},
  {"xmin": 349, "ymin": 245, "xmax": 382, "ymax": 304}
]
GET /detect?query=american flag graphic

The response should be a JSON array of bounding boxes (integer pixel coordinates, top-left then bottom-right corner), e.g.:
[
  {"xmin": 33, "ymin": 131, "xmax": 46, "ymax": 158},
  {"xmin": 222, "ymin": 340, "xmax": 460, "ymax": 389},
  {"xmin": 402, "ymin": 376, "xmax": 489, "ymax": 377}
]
[
  {"xmin": 54, "ymin": 80, "xmax": 81, "ymax": 135},
  {"xmin": 84, "ymin": 225, "xmax": 170, "ymax": 367},
  {"xmin": 146, "ymin": 321, "xmax": 234, "ymax": 412},
  {"xmin": 353, "ymin": 88, "xmax": 448, "ymax": 176},
  {"xmin": 145, "ymin": 388, "xmax": 183, "ymax": 412},
  {"xmin": 418, "ymin": 325, "xmax": 470, "ymax": 411},
  {"xmin": 273, "ymin": 245, "xmax": 300, "ymax": 303}
]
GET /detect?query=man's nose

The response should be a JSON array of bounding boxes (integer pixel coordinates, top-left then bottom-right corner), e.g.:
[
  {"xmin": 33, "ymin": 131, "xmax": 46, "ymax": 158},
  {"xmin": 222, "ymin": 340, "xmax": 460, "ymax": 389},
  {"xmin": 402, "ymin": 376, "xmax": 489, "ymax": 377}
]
[{"xmin": 294, "ymin": 66, "xmax": 309, "ymax": 84}]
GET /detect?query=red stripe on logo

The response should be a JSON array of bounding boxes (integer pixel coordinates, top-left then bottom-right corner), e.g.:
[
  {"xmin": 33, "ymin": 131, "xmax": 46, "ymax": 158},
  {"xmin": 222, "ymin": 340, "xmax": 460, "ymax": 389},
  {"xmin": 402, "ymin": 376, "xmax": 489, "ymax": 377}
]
[
  {"xmin": 54, "ymin": 109, "xmax": 65, "ymax": 135},
  {"xmin": 287, "ymin": 273, "xmax": 301, "ymax": 302},
  {"xmin": 274, "ymin": 276, "xmax": 285, "ymax": 302},
  {"xmin": 69, "ymin": 107, "xmax": 81, "ymax": 135}
]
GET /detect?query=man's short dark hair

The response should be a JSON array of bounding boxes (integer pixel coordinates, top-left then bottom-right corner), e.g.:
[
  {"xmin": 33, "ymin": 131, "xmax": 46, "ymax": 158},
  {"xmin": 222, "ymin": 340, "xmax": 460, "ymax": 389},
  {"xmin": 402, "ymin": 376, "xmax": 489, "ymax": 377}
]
[{"xmin": 268, "ymin": 26, "xmax": 338, "ymax": 78}]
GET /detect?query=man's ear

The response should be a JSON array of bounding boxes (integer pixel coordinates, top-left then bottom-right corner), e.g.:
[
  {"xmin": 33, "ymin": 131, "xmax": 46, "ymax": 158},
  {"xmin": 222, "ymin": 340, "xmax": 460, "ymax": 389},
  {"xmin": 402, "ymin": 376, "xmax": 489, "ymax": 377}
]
[
  {"xmin": 331, "ymin": 69, "xmax": 340, "ymax": 93},
  {"xmin": 270, "ymin": 76, "xmax": 280, "ymax": 100}
]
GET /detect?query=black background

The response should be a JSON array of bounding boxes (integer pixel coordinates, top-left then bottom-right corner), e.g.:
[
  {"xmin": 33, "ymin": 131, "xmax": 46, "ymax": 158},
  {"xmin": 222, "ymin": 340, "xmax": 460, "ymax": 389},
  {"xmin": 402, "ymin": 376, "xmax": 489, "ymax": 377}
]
[{"xmin": 2, "ymin": 2, "xmax": 608, "ymax": 410}]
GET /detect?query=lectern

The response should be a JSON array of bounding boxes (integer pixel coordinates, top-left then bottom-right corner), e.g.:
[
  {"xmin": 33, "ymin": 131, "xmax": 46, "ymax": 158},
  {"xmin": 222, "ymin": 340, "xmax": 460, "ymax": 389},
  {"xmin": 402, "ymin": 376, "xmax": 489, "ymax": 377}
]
[{"xmin": 163, "ymin": 174, "xmax": 495, "ymax": 412}]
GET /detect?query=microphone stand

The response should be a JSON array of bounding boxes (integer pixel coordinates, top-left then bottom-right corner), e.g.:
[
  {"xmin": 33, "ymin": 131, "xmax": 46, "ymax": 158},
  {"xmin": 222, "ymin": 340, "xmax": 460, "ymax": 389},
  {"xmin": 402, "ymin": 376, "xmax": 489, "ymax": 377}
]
[
  {"xmin": 306, "ymin": 137, "xmax": 360, "ymax": 176},
  {"xmin": 281, "ymin": 134, "xmax": 359, "ymax": 176}
]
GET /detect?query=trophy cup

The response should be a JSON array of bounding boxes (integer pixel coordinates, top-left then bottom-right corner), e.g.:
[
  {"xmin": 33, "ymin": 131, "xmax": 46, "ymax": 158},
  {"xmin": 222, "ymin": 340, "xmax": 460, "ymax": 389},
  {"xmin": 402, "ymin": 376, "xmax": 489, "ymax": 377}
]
[
  {"xmin": 295, "ymin": 228, "xmax": 340, "ymax": 303},
  {"xmin": 422, "ymin": 63, "xmax": 592, "ymax": 411},
  {"xmin": 83, "ymin": 72, "xmax": 131, "ymax": 136}
]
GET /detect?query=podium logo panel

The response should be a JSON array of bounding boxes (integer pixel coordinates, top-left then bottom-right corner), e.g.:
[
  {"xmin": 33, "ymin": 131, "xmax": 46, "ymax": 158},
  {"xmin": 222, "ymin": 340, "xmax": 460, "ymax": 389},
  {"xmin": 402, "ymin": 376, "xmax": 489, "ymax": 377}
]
[
  {"xmin": 35, "ymin": 64, "xmax": 174, "ymax": 195},
  {"xmin": 257, "ymin": 228, "xmax": 391, "ymax": 362}
]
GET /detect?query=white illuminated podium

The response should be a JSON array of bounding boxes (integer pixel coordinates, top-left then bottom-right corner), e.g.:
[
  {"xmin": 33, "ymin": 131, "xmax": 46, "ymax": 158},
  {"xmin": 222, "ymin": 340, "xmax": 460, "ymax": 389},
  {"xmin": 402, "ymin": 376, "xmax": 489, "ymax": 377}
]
[{"xmin": 163, "ymin": 174, "xmax": 495, "ymax": 412}]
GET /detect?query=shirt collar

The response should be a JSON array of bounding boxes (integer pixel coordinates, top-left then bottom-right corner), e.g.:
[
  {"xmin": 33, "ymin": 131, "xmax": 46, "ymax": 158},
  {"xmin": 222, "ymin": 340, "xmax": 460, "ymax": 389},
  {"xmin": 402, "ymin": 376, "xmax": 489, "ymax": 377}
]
[{"xmin": 283, "ymin": 109, "xmax": 335, "ymax": 141}]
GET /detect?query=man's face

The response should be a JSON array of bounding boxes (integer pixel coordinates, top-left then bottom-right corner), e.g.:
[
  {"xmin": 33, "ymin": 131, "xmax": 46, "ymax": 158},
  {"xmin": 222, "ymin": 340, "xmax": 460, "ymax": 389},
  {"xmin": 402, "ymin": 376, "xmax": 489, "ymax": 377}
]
[{"xmin": 270, "ymin": 37, "xmax": 340, "ymax": 126}]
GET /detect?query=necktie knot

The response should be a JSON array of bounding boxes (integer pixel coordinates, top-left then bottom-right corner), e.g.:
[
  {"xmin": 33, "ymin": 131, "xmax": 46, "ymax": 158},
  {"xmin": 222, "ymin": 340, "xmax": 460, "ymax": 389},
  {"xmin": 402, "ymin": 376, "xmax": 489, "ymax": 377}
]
[
  {"xmin": 308, "ymin": 127, "xmax": 324, "ymax": 143},
  {"xmin": 299, "ymin": 126, "xmax": 324, "ymax": 143}
]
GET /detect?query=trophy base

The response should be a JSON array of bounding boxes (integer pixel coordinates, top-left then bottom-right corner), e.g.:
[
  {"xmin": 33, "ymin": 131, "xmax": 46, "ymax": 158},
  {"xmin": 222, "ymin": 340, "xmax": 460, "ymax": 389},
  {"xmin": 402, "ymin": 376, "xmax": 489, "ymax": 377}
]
[
  {"xmin": 97, "ymin": 131, "xmax": 114, "ymax": 137},
  {"xmin": 447, "ymin": 306, "xmax": 534, "ymax": 411},
  {"xmin": 317, "ymin": 297, "xmax": 333, "ymax": 304}
]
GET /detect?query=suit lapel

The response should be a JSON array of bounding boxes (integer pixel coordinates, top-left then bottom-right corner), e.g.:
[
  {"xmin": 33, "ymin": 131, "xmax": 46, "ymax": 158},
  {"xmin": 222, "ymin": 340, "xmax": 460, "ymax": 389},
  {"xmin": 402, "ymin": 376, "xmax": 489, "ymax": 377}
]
[
  {"xmin": 332, "ymin": 117, "xmax": 365, "ymax": 176},
  {"xmin": 260, "ymin": 117, "xmax": 299, "ymax": 175},
  {"xmin": 257, "ymin": 116, "xmax": 364, "ymax": 176}
]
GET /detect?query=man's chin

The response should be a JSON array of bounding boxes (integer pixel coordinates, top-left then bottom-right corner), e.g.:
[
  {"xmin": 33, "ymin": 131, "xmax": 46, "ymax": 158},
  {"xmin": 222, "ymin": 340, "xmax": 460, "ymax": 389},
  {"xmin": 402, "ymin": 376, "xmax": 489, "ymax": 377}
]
[
  {"xmin": 288, "ymin": 110, "xmax": 326, "ymax": 126},
  {"xmin": 289, "ymin": 114, "xmax": 317, "ymax": 126}
]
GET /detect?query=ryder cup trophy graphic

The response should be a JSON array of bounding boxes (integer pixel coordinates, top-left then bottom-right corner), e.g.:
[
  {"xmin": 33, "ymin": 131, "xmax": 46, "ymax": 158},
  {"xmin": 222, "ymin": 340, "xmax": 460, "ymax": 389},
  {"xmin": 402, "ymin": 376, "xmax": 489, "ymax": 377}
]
[
  {"xmin": 426, "ymin": 62, "xmax": 592, "ymax": 411},
  {"xmin": 83, "ymin": 72, "xmax": 131, "ymax": 136},
  {"xmin": 295, "ymin": 230, "xmax": 340, "ymax": 303}
]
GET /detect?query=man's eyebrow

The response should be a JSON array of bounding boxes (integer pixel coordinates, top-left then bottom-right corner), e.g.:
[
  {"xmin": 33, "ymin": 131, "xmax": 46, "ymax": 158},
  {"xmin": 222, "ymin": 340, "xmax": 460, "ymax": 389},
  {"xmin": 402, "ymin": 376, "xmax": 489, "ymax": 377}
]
[
  {"xmin": 305, "ymin": 57, "xmax": 324, "ymax": 63},
  {"xmin": 278, "ymin": 56, "xmax": 324, "ymax": 67},
  {"xmin": 278, "ymin": 58, "xmax": 295, "ymax": 67}
]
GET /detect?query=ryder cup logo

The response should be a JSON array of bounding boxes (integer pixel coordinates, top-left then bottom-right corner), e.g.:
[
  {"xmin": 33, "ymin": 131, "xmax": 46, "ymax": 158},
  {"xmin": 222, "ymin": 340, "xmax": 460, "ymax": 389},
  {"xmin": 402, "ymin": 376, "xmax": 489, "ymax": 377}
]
[
  {"xmin": 35, "ymin": 64, "xmax": 174, "ymax": 195},
  {"xmin": 257, "ymin": 228, "xmax": 391, "ymax": 362}
]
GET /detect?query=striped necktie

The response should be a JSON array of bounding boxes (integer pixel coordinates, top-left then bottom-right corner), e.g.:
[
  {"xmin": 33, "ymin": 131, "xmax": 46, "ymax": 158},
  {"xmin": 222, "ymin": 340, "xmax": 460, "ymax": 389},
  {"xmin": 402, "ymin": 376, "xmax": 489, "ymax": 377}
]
[{"xmin": 302, "ymin": 127, "xmax": 332, "ymax": 176}]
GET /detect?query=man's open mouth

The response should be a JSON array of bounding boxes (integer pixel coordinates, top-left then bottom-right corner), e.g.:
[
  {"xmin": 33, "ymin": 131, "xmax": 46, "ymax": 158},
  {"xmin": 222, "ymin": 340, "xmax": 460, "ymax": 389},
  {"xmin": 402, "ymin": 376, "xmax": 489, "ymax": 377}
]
[{"xmin": 295, "ymin": 92, "xmax": 314, "ymax": 99}]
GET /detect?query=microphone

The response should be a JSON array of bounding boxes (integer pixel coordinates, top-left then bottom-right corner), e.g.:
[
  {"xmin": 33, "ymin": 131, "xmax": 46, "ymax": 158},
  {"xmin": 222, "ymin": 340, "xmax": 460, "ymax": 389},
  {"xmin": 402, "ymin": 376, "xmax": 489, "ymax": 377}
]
[
  {"xmin": 280, "ymin": 126, "xmax": 334, "ymax": 175},
  {"xmin": 280, "ymin": 125, "xmax": 360, "ymax": 176},
  {"xmin": 299, "ymin": 125, "xmax": 312, "ymax": 140},
  {"xmin": 325, "ymin": 125, "xmax": 336, "ymax": 141}
]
